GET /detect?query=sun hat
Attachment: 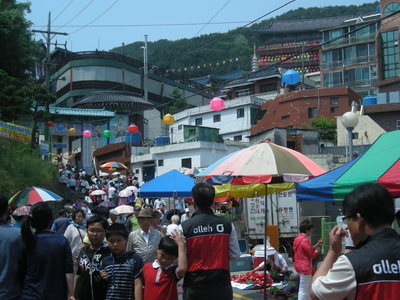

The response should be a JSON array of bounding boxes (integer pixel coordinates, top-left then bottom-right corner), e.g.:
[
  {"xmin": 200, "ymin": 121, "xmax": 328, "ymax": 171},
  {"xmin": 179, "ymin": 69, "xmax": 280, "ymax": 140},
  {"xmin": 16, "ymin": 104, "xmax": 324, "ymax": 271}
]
[{"xmin": 137, "ymin": 209, "xmax": 152, "ymax": 218}]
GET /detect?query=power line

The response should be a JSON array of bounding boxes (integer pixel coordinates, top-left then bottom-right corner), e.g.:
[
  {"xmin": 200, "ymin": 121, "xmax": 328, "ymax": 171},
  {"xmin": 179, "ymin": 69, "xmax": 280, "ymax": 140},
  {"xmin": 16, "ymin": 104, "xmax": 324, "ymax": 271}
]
[
  {"xmin": 31, "ymin": 21, "xmax": 251, "ymax": 28},
  {"xmin": 54, "ymin": 0, "xmax": 96, "ymax": 31},
  {"xmin": 163, "ymin": 0, "xmax": 297, "ymax": 68},
  {"xmin": 52, "ymin": 0, "xmax": 75, "ymax": 24},
  {"xmin": 68, "ymin": 0, "xmax": 120, "ymax": 35},
  {"xmin": 193, "ymin": 0, "xmax": 232, "ymax": 37}
]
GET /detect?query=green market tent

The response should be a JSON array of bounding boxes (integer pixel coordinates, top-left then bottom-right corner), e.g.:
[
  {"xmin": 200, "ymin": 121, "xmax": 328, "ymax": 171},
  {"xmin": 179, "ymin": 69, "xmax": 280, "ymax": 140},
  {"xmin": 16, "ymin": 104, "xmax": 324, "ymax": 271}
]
[{"xmin": 296, "ymin": 130, "xmax": 400, "ymax": 201}]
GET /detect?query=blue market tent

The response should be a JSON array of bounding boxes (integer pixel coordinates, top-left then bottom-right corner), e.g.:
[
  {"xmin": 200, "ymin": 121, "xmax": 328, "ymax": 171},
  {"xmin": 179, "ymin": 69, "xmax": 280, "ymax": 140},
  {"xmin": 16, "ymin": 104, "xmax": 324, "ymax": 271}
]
[{"xmin": 139, "ymin": 170, "xmax": 195, "ymax": 198}]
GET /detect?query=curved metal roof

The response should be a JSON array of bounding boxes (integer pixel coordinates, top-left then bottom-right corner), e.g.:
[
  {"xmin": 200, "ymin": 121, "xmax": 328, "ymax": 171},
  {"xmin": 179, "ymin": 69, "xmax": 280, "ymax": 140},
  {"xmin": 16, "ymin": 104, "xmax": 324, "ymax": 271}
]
[{"xmin": 72, "ymin": 91, "xmax": 154, "ymax": 110}]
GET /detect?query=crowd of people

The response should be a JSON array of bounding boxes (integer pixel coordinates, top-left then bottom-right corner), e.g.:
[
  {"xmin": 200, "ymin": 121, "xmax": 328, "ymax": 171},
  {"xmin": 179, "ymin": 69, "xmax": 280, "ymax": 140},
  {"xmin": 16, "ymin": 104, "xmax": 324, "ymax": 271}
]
[
  {"xmin": 2, "ymin": 170, "xmax": 400, "ymax": 300},
  {"xmin": 0, "ymin": 180, "xmax": 241, "ymax": 300}
]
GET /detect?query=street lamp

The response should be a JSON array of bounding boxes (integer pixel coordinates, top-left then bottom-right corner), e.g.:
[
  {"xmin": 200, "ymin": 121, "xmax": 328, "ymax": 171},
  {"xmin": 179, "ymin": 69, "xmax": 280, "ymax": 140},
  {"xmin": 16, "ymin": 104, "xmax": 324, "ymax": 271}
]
[{"xmin": 341, "ymin": 111, "xmax": 359, "ymax": 162}]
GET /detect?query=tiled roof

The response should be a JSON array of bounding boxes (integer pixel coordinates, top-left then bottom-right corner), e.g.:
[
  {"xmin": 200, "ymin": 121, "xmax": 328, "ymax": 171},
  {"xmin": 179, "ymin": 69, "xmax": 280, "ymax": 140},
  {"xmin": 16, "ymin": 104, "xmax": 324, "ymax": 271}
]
[
  {"xmin": 40, "ymin": 106, "xmax": 116, "ymax": 117},
  {"xmin": 72, "ymin": 91, "xmax": 154, "ymax": 110},
  {"xmin": 223, "ymin": 67, "xmax": 280, "ymax": 88},
  {"xmin": 254, "ymin": 15, "xmax": 360, "ymax": 34}
]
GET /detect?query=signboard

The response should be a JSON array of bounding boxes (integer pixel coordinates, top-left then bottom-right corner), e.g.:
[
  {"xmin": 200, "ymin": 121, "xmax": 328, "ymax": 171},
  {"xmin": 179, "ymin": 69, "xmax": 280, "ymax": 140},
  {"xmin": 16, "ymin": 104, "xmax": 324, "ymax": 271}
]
[
  {"xmin": 40, "ymin": 141, "xmax": 49, "ymax": 156},
  {"xmin": 0, "ymin": 121, "xmax": 32, "ymax": 144},
  {"xmin": 53, "ymin": 143, "xmax": 67, "ymax": 149},
  {"xmin": 245, "ymin": 189, "xmax": 298, "ymax": 238},
  {"xmin": 275, "ymin": 189, "xmax": 298, "ymax": 234}
]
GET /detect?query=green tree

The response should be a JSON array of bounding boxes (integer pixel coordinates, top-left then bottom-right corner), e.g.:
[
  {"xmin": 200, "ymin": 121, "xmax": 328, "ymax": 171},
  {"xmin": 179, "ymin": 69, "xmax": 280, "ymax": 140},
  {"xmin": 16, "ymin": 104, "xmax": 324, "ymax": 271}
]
[
  {"xmin": 165, "ymin": 88, "xmax": 193, "ymax": 114},
  {"xmin": 0, "ymin": 0, "xmax": 35, "ymax": 78},
  {"xmin": 302, "ymin": 117, "xmax": 337, "ymax": 143}
]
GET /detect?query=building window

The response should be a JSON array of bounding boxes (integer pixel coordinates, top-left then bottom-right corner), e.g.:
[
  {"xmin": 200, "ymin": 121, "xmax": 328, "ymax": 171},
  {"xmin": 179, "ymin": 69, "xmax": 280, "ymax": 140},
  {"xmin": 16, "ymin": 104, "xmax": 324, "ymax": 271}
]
[
  {"xmin": 195, "ymin": 118, "xmax": 202, "ymax": 126},
  {"xmin": 330, "ymin": 97, "xmax": 339, "ymax": 105},
  {"xmin": 352, "ymin": 132, "xmax": 359, "ymax": 140},
  {"xmin": 233, "ymin": 135, "xmax": 242, "ymax": 141},
  {"xmin": 188, "ymin": 129, "xmax": 196, "ymax": 136},
  {"xmin": 235, "ymin": 88, "xmax": 252, "ymax": 97},
  {"xmin": 158, "ymin": 160, "xmax": 164, "ymax": 166},
  {"xmin": 330, "ymin": 107, "xmax": 339, "ymax": 113},
  {"xmin": 181, "ymin": 158, "xmax": 192, "ymax": 169},
  {"xmin": 383, "ymin": 2, "xmax": 400, "ymax": 13},
  {"xmin": 260, "ymin": 83, "xmax": 276, "ymax": 93},
  {"xmin": 397, "ymin": 120, "xmax": 400, "ymax": 130},
  {"xmin": 308, "ymin": 107, "xmax": 317, "ymax": 118},
  {"xmin": 213, "ymin": 114, "xmax": 221, "ymax": 122},
  {"xmin": 281, "ymin": 115, "xmax": 290, "ymax": 120},
  {"xmin": 57, "ymin": 136, "xmax": 63, "ymax": 143},
  {"xmin": 178, "ymin": 125, "xmax": 182, "ymax": 130},
  {"xmin": 237, "ymin": 108, "xmax": 244, "ymax": 118},
  {"xmin": 381, "ymin": 30, "xmax": 399, "ymax": 79}
]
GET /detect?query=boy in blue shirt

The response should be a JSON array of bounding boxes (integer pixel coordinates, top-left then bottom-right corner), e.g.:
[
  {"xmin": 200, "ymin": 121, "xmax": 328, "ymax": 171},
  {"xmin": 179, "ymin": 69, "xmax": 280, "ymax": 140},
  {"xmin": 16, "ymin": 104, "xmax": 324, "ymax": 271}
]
[{"xmin": 100, "ymin": 223, "xmax": 143, "ymax": 300}]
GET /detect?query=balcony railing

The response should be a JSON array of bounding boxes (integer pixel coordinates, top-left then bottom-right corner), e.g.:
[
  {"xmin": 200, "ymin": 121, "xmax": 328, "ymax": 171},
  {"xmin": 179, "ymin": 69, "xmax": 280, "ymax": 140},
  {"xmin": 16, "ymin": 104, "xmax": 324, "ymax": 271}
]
[
  {"xmin": 322, "ymin": 32, "xmax": 376, "ymax": 49},
  {"xmin": 325, "ymin": 78, "xmax": 377, "ymax": 89},
  {"xmin": 321, "ymin": 55, "xmax": 377, "ymax": 70}
]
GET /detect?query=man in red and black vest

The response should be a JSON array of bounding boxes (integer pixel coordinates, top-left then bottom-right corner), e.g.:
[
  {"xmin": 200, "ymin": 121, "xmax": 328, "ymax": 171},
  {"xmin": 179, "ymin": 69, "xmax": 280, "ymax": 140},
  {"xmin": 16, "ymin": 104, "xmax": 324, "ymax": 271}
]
[
  {"xmin": 180, "ymin": 183, "xmax": 241, "ymax": 300},
  {"xmin": 311, "ymin": 183, "xmax": 400, "ymax": 300}
]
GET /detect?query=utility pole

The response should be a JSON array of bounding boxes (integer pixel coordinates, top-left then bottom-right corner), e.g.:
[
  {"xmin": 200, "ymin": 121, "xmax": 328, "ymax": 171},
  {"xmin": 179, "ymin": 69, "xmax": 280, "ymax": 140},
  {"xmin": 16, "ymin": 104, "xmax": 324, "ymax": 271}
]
[
  {"xmin": 32, "ymin": 12, "xmax": 68, "ymax": 142},
  {"xmin": 143, "ymin": 35, "xmax": 149, "ymax": 103}
]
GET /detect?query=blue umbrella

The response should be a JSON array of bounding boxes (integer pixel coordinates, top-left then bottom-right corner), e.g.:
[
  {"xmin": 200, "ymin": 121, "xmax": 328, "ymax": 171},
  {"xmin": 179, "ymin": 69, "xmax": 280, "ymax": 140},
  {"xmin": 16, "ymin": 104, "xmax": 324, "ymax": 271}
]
[{"xmin": 282, "ymin": 69, "xmax": 301, "ymax": 85}]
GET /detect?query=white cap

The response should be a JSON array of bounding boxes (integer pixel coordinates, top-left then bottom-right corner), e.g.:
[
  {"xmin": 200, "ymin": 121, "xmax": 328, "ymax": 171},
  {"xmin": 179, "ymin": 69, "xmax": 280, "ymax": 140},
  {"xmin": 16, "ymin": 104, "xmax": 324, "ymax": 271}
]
[{"xmin": 185, "ymin": 208, "xmax": 190, "ymax": 212}]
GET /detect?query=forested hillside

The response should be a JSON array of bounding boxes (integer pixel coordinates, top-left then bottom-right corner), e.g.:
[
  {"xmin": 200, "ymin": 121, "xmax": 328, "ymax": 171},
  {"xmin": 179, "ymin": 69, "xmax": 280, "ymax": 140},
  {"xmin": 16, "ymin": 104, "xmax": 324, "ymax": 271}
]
[{"xmin": 110, "ymin": 2, "xmax": 378, "ymax": 78}]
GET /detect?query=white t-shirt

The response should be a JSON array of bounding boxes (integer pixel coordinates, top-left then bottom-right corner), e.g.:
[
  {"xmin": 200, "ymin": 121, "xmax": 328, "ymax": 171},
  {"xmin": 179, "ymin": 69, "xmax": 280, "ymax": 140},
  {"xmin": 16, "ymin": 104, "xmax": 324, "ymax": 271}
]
[
  {"xmin": 312, "ymin": 255, "xmax": 357, "ymax": 300},
  {"xmin": 108, "ymin": 186, "xmax": 116, "ymax": 199},
  {"xmin": 166, "ymin": 223, "xmax": 179, "ymax": 236}
]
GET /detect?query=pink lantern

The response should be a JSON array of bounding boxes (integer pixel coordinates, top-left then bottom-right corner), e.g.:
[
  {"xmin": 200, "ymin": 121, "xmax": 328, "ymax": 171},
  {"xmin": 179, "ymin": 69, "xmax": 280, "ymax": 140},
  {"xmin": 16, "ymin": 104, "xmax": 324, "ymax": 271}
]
[
  {"xmin": 209, "ymin": 97, "xmax": 225, "ymax": 111},
  {"xmin": 128, "ymin": 124, "xmax": 139, "ymax": 134},
  {"xmin": 83, "ymin": 130, "xmax": 92, "ymax": 137},
  {"xmin": 46, "ymin": 121, "xmax": 53, "ymax": 127}
]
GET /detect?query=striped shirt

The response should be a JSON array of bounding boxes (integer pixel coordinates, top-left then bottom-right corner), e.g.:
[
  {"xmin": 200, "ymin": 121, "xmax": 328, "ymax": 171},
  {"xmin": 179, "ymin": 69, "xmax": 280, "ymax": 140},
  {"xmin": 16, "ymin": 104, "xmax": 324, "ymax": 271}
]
[{"xmin": 102, "ymin": 250, "xmax": 143, "ymax": 300}]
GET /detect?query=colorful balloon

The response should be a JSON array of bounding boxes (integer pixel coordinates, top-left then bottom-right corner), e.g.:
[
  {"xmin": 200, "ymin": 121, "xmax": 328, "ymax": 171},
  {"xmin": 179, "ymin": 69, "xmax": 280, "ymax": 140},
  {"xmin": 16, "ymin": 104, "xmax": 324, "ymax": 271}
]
[
  {"xmin": 68, "ymin": 128, "xmax": 76, "ymax": 135},
  {"xmin": 209, "ymin": 97, "xmax": 225, "ymax": 111},
  {"xmin": 162, "ymin": 114, "xmax": 175, "ymax": 125},
  {"xmin": 102, "ymin": 130, "xmax": 111, "ymax": 138},
  {"xmin": 83, "ymin": 130, "xmax": 92, "ymax": 137},
  {"xmin": 128, "ymin": 124, "xmax": 139, "ymax": 134}
]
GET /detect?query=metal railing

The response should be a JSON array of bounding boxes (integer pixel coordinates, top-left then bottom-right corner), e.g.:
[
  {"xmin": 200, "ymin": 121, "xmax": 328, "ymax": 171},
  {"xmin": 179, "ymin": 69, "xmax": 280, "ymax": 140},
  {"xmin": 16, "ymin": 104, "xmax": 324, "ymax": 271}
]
[{"xmin": 321, "ymin": 55, "xmax": 376, "ymax": 70}]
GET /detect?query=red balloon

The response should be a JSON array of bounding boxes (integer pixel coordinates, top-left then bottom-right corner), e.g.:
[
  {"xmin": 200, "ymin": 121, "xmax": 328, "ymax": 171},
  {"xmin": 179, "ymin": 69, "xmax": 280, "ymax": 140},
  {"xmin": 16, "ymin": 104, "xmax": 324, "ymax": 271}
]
[
  {"xmin": 47, "ymin": 121, "xmax": 54, "ymax": 127},
  {"xmin": 128, "ymin": 124, "xmax": 139, "ymax": 134}
]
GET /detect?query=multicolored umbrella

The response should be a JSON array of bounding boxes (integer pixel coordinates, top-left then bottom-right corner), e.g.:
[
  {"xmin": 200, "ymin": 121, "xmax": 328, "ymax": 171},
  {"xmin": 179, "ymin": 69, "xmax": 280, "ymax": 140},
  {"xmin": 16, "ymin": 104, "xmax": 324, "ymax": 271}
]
[
  {"xmin": 197, "ymin": 141, "xmax": 325, "ymax": 185},
  {"xmin": 297, "ymin": 130, "xmax": 400, "ymax": 201},
  {"xmin": 100, "ymin": 162, "xmax": 128, "ymax": 171},
  {"xmin": 8, "ymin": 187, "xmax": 63, "ymax": 206}
]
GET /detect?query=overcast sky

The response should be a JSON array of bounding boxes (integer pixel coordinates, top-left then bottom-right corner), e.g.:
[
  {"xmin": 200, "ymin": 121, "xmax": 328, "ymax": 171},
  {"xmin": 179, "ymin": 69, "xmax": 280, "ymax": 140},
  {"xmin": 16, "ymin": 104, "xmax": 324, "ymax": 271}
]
[{"xmin": 22, "ymin": 0, "xmax": 376, "ymax": 52}]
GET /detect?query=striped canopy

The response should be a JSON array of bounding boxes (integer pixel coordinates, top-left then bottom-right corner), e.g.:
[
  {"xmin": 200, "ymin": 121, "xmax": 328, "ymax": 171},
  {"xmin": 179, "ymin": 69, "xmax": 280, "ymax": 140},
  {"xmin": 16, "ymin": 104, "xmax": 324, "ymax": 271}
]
[
  {"xmin": 100, "ymin": 161, "xmax": 128, "ymax": 171},
  {"xmin": 9, "ymin": 187, "xmax": 63, "ymax": 206},
  {"xmin": 297, "ymin": 130, "xmax": 400, "ymax": 201},
  {"xmin": 197, "ymin": 141, "xmax": 325, "ymax": 184}
]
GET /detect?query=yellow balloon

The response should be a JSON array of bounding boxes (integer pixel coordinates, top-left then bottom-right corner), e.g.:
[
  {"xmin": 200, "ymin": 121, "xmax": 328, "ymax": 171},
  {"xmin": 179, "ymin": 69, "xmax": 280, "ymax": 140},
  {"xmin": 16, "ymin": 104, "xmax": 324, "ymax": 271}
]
[
  {"xmin": 68, "ymin": 128, "xmax": 76, "ymax": 135},
  {"xmin": 162, "ymin": 114, "xmax": 175, "ymax": 125}
]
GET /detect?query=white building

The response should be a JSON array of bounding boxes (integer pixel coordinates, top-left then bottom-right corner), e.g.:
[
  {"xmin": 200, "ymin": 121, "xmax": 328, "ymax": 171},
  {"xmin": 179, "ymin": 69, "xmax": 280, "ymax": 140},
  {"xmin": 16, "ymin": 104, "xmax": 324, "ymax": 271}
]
[
  {"xmin": 131, "ymin": 92, "xmax": 278, "ymax": 182},
  {"xmin": 169, "ymin": 94, "xmax": 277, "ymax": 143}
]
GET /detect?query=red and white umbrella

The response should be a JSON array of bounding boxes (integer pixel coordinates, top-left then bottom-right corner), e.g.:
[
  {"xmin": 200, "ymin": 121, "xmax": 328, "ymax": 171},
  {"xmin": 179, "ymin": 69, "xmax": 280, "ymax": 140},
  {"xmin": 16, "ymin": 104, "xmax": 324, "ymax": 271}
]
[{"xmin": 197, "ymin": 141, "xmax": 325, "ymax": 184}]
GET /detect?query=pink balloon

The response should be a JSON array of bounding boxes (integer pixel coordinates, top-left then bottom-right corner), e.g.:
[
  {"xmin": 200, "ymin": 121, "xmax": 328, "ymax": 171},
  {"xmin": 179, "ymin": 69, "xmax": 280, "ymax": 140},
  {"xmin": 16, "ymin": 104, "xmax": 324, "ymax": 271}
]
[
  {"xmin": 83, "ymin": 130, "xmax": 92, "ymax": 137},
  {"xmin": 209, "ymin": 97, "xmax": 225, "ymax": 111}
]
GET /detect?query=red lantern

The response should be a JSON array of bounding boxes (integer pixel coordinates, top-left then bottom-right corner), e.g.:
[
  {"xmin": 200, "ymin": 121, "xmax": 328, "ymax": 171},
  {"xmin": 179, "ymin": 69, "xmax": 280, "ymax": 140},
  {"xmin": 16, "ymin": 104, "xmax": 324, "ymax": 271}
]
[
  {"xmin": 209, "ymin": 97, "xmax": 225, "ymax": 111},
  {"xmin": 47, "ymin": 121, "xmax": 54, "ymax": 127},
  {"xmin": 128, "ymin": 124, "xmax": 139, "ymax": 134}
]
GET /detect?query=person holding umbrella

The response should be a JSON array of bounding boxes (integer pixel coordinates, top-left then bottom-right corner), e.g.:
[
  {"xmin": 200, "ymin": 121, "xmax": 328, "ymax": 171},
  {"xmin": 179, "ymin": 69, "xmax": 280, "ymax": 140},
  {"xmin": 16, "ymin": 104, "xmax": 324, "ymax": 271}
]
[
  {"xmin": 0, "ymin": 193, "xmax": 25, "ymax": 300},
  {"xmin": 20, "ymin": 202, "xmax": 75, "ymax": 300}
]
